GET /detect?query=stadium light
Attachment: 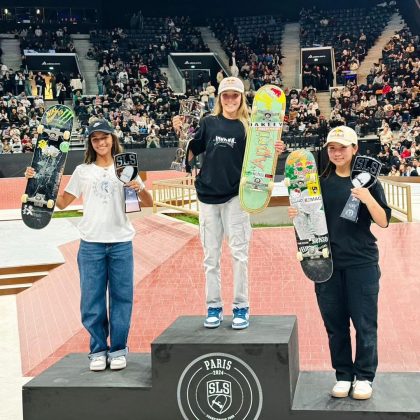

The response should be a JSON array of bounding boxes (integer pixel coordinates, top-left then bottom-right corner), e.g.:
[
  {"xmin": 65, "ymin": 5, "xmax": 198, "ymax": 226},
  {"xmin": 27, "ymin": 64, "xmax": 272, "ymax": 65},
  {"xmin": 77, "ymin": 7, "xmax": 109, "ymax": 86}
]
[
  {"xmin": 4, "ymin": 9, "xmax": 9, "ymax": 15},
  {"xmin": 36, "ymin": 9, "xmax": 41, "ymax": 15}
]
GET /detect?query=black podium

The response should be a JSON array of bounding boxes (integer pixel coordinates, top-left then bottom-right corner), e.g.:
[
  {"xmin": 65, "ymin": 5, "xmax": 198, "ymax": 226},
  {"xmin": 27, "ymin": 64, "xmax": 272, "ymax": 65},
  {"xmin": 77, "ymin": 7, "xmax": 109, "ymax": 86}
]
[{"xmin": 23, "ymin": 316, "xmax": 420, "ymax": 420}]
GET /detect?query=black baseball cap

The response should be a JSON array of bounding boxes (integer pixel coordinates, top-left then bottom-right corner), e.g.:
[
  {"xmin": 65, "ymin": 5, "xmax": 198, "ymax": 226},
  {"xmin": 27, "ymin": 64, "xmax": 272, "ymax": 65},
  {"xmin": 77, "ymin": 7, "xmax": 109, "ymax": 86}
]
[{"xmin": 87, "ymin": 119, "xmax": 115, "ymax": 138}]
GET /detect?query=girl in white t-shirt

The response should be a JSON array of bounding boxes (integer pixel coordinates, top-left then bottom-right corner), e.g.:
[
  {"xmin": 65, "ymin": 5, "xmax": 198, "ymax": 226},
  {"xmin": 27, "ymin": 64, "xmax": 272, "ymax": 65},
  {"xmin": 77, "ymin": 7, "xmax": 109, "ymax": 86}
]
[{"xmin": 25, "ymin": 119, "xmax": 152, "ymax": 372}]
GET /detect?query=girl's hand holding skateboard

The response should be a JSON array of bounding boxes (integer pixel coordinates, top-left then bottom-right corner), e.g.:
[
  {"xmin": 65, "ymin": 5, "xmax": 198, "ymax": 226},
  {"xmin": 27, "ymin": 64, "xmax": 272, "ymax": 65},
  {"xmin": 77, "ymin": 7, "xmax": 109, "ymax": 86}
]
[
  {"xmin": 24, "ymin": 167, "xmax": 35, "ymax": 179},
  {"xmin": 172, "ymin": 115, "xmax": 185, "ymax": 135},
  {"xmin": 288, "ymin": 206, "xmax": 298, "ymax": 219}
]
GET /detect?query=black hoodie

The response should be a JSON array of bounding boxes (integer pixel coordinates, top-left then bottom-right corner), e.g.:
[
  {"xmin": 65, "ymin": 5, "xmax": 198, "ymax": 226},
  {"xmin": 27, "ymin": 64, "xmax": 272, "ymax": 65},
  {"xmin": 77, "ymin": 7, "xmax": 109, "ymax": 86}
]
[{"xmin": 188, "ymin": 114, "xmax": 246, "ymax": 204}]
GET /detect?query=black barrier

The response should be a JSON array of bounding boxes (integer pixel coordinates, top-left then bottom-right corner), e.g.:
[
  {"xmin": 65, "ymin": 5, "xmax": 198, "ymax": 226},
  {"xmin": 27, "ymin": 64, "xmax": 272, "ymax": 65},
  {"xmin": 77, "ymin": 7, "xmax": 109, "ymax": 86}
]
[
  {"xmin": 0, "ymin": 148, "xmax": 288, "ymax": 178},
  {"xmin": 22, "ymin": 316, "xmax": 420, "ymax": 420},
  {"xmin": 0, "ymin": 147, "xmax": 178, "ymax": 178}
]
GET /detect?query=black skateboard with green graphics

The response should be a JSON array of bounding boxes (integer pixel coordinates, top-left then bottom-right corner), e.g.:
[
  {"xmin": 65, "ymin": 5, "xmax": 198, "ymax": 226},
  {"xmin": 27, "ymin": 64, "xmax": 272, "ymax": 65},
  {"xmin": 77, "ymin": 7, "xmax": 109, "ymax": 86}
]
[{"xmin": 21, "ymin": 105, "xmax": 74, "ymax": 229}]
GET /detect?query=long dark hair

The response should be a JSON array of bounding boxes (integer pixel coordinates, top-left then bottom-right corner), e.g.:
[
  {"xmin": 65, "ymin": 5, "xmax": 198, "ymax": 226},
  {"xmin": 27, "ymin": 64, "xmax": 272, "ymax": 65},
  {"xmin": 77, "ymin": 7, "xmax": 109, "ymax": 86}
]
[
  {"xmin": 320, "ymin": 147, "xmax": 358, "ymax": 178},
  {"xmin": 84, "ymin": 133, "xmax": 123, "ymax": 164}
]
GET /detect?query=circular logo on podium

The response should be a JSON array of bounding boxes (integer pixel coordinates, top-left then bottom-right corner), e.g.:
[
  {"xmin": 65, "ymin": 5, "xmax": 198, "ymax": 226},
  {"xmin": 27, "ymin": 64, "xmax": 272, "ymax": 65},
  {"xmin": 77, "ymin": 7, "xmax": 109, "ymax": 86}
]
[{"xmin": 177, "ymin": 352, "xmax": 263, "ymax": 420}]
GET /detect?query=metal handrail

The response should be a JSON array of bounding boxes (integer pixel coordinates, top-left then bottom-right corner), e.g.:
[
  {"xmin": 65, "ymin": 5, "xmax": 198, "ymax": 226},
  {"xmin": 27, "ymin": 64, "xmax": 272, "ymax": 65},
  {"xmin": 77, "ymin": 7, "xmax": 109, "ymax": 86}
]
[
  {"xmin": 379, "ymin": 178, "xmax": 412, "ymax": 222},
  {"xmin": 151, "ymin": 176, "xmax": 414, "ymax": 222},
  {"xmin": 152, "ymin": 176, "xmax": 199, "ymax": 216}
]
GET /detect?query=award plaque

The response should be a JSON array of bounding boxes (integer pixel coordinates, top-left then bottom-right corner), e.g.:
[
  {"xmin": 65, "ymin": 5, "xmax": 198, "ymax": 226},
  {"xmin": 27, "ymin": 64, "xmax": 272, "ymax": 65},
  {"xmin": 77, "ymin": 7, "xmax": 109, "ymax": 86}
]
[
  {"xmin": 114, "ymin": 152, "xmax": 141, "ymax": 213},
  {"xmin": 340, "ymin": 155, "xmax": 382, "ymax": 222}
]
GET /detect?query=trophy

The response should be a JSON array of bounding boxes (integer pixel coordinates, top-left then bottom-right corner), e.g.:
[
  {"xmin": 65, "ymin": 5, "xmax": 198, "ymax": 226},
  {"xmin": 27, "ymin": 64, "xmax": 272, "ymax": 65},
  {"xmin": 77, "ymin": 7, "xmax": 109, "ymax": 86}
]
[
  {"xmin": 114, "ymin": 152, "xmax": 141, "ymax": 213},
  {"xmin": 340, "ymin": 155, "xmax": 382, "ymax": 222},
  {"xmin": 171, "ymin": 99, "xmax": 204, "ymax": 173}
]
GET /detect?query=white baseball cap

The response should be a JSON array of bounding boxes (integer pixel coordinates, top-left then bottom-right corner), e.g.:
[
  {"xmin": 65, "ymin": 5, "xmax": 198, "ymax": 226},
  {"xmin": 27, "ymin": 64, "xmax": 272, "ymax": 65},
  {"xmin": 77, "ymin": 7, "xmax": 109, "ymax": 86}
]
[
  {"xmin": 218, "ymin": 77, "xmax": 244, "ymax": 94},
  {"xmin": 324, "ymin": 125, "xmax": 358, "ymax": 147}
]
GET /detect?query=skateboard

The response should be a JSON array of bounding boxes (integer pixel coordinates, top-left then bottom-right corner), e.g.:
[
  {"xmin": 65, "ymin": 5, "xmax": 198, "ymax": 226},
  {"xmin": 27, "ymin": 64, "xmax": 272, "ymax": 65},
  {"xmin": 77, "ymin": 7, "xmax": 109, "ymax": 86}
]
[
  {"xmin": 239, "ymin": 84, "xmax": 286, "ymax": 213},
  {"xmin": 284, "ymin": 149, "xmax": 333, "ymax": 283},
  {"xmin": 21, "ymin": 104, "xmax": 74, "ymax": 229}
]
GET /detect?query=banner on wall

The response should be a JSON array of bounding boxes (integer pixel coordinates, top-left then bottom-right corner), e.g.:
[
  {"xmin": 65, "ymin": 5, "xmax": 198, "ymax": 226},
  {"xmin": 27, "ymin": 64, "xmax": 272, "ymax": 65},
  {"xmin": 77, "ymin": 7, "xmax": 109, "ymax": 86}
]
[{"xmin": 24, "ymin": 53, "xmax": 80, "ymax": 75}]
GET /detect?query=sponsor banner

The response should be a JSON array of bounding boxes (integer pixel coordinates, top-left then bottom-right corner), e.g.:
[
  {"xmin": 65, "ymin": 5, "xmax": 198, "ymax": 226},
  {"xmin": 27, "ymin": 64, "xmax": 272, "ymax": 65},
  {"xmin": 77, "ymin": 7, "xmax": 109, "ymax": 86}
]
[{"xmin": 25, "ymin": 53, "xmax": 80, "ymax": 74}]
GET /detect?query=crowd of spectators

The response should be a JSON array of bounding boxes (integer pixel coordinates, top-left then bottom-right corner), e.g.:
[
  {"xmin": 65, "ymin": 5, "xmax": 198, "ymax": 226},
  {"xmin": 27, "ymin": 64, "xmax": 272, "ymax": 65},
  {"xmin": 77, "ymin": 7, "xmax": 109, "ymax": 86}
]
[
  {"xmin": 0, "ymin": 24, "xmax": 86, "ymax": 154},
  {"xmin": 89, "ymin": 17, "xmax": 208, "ymax": 68},
  {"xmin": 73, "ymin": 88, "xmax": 180, "ymax": 148},
  {"xmin": 0, "ymin": 16, "xmax": 210, "ymax": 152},
  {"xmin": 331, "ymin": 25, "xmax": 419, "ymax": 175},
  {"xmin": 17, "ymin": 25, "xmax": 75, "ymax": 53},
  {"xmin": 77, "ymin": 19, "xmax": 207, "ymax": 147},
  {"xmin": 209, "ymin": 17, "xmax": 284, "ymax": 93},
  {"xmin": 329, "ymin": 27, "xmax": 418, "ymax": 128},
  {"xmin": 0, "ymin": 10, "xmax": 418, "ymax": 160},
  {"xmin": 0, "ymin": 93, "xmax": 45, "ymax": 154},
  {"xmin": 299, "ymin": 3, "xmax": 396, "ymax": 87},
  {"xmin": 280, "ymin": 87, "xmax": 330, "ymax": 149}
]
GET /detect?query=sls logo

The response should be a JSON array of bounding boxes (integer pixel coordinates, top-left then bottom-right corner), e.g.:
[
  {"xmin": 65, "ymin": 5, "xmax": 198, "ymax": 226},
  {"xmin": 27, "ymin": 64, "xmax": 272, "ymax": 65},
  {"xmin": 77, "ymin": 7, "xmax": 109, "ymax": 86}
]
[
  {"xmin": 177, "ymin": 353, "xmax": 262, "ymax": 420},
  {"xmin": 207, "ymin": 380, "xmax": 231, "ymax": 414}
]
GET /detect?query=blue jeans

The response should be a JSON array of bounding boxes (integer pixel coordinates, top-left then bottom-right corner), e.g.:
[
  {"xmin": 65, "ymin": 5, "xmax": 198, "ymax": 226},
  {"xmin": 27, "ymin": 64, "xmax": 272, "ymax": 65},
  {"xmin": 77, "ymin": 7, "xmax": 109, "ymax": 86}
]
[{"xmin": 77, "ymin": 240, "xmax": 134, "ymax": 359}]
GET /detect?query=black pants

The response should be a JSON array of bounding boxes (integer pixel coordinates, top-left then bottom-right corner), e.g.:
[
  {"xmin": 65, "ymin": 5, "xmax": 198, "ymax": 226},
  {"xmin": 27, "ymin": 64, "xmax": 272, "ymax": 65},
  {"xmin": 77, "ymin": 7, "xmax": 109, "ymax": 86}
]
[{"xmin": 315, "ymin": 265, "xmax": 380, "ymax": 382}]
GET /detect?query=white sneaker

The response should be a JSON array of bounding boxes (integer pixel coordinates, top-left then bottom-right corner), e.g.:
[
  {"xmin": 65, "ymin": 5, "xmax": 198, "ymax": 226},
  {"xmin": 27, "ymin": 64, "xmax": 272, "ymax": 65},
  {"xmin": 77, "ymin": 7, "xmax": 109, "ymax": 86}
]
[
  {"xmin": 110, "ymin": 355, "xmax": 127, "ymax": 370},
  {"xmin": 352, "ymin": 380, "xmax": 373, "ymax": 400},
  {"xmin": 331, "ymin": 380, "xmax": 352, "ymax": 398},
  {"xmin": 89, "ymin": 355, "xmax": 107, "ymax": 371},
  {"xmin": 204, "ymin": 307, "xmax": 223, "ymax": 328},
  {"xmin": 232, "ymin": 307, "xmax": 249, "ymax": 330}
]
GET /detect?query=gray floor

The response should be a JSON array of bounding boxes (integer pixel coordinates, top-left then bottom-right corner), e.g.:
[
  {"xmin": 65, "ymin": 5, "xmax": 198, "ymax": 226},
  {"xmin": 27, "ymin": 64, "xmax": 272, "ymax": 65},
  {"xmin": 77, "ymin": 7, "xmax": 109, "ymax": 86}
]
[
  {"xmin": 293, "ymin": 371, "xmax": 420, "ymax": 413},
  {"xmin": 0, "ymin": 295, "xmax": 30, "ymax": 420},
  {"xmin": 0, "ymin": 218, "xmax": 81, "ymax": 420}
]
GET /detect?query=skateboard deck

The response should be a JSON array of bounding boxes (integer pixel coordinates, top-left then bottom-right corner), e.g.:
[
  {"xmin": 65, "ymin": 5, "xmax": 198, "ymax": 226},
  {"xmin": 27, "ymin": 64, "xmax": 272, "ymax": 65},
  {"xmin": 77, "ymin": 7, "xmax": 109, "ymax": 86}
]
[
  {"xmin": 21, "ymin": 104, "xmax": 74, "ymax": 229},
  {"xmin": 239, "ymin": 84, "xmax": 286, "ymax": 213},
  {"xmin": 285, "ymin": 149, "xmax": 333, "ymax": 283}
]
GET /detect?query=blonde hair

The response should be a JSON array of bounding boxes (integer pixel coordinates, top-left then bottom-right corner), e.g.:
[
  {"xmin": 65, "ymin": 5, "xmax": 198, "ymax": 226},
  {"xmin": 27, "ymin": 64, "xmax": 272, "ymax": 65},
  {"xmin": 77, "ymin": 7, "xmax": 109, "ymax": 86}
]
[{"xmin": 212, "ymin": 92, "xmax": 249, "ymax": 133}]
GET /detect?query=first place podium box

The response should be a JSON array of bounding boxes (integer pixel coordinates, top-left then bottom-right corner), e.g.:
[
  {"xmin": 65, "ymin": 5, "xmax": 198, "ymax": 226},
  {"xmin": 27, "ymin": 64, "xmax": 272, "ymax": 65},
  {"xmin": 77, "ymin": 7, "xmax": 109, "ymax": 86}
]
[{"xmin": 23, "ymin": 316, "xmax": 420, "ymax": 420}]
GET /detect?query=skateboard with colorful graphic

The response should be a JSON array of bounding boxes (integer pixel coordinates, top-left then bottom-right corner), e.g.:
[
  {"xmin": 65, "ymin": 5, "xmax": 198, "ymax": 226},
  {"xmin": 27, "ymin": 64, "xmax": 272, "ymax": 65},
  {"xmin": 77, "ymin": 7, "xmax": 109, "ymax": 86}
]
[
  {"xmin": 284, "ymin": 149, "xmax": 332, "ymax": 283},
  {"xmin": 239, "ymin": 84, "xmax": 286, "ymax": 213},
  {"xmin": 21, "ymin": 104, "xmax": 74, "ymax": 229}
]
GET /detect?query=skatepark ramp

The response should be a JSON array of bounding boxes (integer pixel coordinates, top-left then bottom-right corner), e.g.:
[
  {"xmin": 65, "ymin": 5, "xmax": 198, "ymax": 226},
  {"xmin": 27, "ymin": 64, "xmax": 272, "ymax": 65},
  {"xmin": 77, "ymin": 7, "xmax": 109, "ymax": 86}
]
[
  {"xmin": 152, "ymin": 176, "xmax": 199, "ymax": 216},
  {"xmin": 0, "ymin": 263, "xmax": 61, "ymax": 296}
]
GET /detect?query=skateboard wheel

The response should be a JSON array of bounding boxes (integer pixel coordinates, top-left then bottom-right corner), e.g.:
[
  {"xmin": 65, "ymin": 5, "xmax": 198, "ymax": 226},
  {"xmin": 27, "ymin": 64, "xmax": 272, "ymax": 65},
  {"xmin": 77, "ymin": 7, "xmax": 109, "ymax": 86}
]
[
  {"xmin": 284, "ymin": 177, "xmax": 291, "ymax": 187},
  {"xmin": 240, "ymin": 177, "xmax": 247, "ymax": 187},
  {"xmin": 37, "ymin": 125, "xmax": 44, "ymax": 134},
  {"xmin": 267, "ymin": 181, "xmax": 274, "ymax": 192},
  {"xmin": 60, "ymin": 141, "xmax": 70, "ymax": 153},
  {"xmin": 47, "ymin": 199, "xmax": 55, "ymax": 209},
  {"xmin": 296, "ymin": 251, "xmax": 303, "ymax": 262},
  {"xmin": 322, "ymin": 248, "xmax": 330, "ymax": 258},
  {"xmin": 21, "ymin": 194, "xmax": 28, "ymax": 203},
  {"xmin": 63, "ymin": 130, "xmax": 71, "ymax": 140}
]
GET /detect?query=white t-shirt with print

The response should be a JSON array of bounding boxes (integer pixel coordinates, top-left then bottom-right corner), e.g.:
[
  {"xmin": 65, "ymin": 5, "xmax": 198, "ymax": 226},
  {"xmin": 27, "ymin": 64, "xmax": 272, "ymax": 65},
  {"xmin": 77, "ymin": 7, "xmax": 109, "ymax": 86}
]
[{"xmin": 65, "ymin": 163, "xmax": 143, "ymax": 243}]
